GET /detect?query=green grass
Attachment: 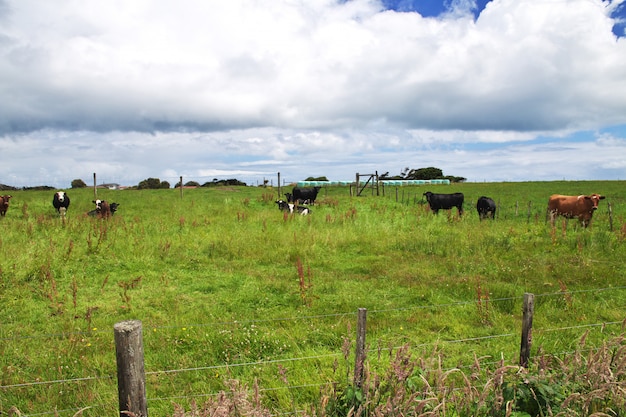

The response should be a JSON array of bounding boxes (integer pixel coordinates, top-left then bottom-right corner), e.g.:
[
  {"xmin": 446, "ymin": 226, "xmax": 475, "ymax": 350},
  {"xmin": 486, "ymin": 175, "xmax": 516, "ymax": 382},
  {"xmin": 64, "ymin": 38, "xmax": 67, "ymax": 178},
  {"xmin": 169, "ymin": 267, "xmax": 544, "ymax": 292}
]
[{"xmin": 1, "ymin": 181, "xmax": 625, "ymax": 415}]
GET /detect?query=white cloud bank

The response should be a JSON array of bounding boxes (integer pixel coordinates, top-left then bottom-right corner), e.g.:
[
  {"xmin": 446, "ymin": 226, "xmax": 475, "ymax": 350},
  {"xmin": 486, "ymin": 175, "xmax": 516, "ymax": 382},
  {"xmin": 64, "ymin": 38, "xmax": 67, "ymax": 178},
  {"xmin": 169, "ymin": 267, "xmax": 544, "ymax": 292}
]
[{"xmin": 1, "ymin": 0, "xmax": 626, "ymax": 187}]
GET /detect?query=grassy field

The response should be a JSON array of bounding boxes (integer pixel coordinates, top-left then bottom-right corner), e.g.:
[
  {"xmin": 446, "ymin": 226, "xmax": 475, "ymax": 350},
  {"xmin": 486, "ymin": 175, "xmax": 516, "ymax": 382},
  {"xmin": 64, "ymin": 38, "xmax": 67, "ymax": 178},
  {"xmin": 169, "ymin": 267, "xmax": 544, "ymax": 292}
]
[{"xmin": 1, "ymin": 181, "xmax": 625, "ymax": 416}]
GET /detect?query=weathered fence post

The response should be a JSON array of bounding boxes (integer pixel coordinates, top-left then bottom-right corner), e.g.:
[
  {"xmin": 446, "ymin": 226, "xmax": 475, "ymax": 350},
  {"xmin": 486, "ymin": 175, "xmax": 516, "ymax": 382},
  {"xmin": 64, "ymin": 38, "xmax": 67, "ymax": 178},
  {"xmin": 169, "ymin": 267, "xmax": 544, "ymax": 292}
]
[
  {"xmin": 114, "ymin": 320, "xmax": 148, "ymax": 417},
  {"xmin": 180, "ymin": 176, "xmax": 183, "ymax": 199},
  {"xmin": 519, "ymin": 293, "xmax": 534, "ymax": 368},
  {"xmin": 608, "ymin": 202, "xmax": 613, "ymax": 231},
  {"xmin": 93, "ymin": 173, "xmax": 97, "ymax": 199},
  {"xmin": 354, "ymin": 308, "xmax": 367, "ymax": 389},
  {"xmin": 526, "ymin": 201, "xmax": 532, "ymax": 223}
]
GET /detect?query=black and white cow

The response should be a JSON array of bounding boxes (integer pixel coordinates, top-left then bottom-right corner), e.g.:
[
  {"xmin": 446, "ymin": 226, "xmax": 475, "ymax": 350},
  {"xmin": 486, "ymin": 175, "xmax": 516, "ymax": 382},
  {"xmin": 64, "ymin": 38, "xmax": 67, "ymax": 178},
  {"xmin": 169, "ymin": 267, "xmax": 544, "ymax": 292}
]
[
  {"xmin": 291, "ymin": 186, "xmax": 321, "ymax": 205},
  {"xmin": 423, "ymin": 191, "xmax": 464, "ymax": 216},
  {"xmin": 52, "ymin": 191, "xmax": 70, "ymax": 216},
  {"xmin": 276, "ymin": 200, "xmax": 310, "ymax": 215},
  {"xmin": 476, "ymin": 196, "xmax": 496, "ymax": 220}
]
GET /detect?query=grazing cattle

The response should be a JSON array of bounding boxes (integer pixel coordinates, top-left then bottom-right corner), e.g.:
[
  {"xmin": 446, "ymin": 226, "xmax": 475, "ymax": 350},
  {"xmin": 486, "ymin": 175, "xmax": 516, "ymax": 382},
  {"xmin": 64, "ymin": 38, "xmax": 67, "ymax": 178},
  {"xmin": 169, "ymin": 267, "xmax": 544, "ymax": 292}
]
[
  {"xmin": 0, "ymin": 195, "xmax": 12, "ymax": 217},
  {"xmin": 423, "ymin": 191, "xmax": 464, "ymax": 216},
  {"xmin": 476, "ymin": 196, "xmax": 496, "ymax": 220},
  {"xmin": 52, "ymin": 191, "xmax": 70, "ymax": 216},
  {"xmin": 291, "ymin": 186, "xmax": 321, "ymax": 204},
  {"xmin": 91, "ymin": 199, "xmax": 116, "ymax": 218},
  {"xmin": 88, "ymin": 201, "xmax": 119, "ymax": 217},
  {"xmin": 547, "ymin": 194, "xmax": 605, "ymax": 228},
  {"xmin": 275, "ymin": 200, "xmax": 310, "ymax": 215}
]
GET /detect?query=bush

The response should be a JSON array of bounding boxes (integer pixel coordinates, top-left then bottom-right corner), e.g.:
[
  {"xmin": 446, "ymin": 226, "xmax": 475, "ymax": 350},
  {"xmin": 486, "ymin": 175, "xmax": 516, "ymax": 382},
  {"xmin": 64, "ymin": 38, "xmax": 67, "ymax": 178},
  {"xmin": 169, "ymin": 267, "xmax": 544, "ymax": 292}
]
[
  {"xmin": 71, "ymin": 179, "xmax": 87, "ymax": 188},
  {"xmin": 138, "ymin": 178, "xmax": 170, "ymax": 189}
]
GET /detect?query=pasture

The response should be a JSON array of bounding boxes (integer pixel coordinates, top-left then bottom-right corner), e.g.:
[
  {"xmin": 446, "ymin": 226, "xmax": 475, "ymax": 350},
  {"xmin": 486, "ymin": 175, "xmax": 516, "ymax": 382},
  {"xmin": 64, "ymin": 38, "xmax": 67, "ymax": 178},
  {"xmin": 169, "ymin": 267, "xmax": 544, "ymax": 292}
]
[{"xmin": 1, "ymin": 181, "xmax": 625, "ymax": 416}]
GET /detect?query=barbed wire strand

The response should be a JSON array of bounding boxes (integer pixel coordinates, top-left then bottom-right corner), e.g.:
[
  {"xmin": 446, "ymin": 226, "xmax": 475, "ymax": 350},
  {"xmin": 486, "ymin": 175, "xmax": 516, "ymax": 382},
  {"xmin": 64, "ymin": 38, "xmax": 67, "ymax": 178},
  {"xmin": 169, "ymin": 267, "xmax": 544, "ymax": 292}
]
[
  {"xmin": 6, "ymin": 333, "xmax": 624, "ymax": 417},
  {"xmin": 3, "ymin": 319, "xmax": 623, "ymax": 391}
]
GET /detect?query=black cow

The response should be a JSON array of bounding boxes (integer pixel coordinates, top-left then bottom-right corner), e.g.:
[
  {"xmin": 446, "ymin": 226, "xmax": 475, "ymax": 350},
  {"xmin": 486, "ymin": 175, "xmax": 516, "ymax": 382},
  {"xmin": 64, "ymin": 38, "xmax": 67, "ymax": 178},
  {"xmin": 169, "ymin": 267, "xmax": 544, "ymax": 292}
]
[
  {"xmin": 423, "ymin": 191, "xmax": 464, "ymax": 216},
  {"xmin": 52, "ymin": 191, "xmax": 70, "ymax": 216},
  {"xmin": 476, "ymin": 196, "xmax": 496, "ymax": 220},
  {"xmin": 291, "ymin": 186, "xmax": 321, "ymax": 204}
]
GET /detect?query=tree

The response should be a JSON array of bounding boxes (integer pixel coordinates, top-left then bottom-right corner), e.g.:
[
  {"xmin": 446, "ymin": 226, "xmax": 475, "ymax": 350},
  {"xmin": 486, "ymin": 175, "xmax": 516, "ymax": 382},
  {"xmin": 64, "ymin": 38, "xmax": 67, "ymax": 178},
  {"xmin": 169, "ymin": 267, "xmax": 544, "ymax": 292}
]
[
  {"xmin": 174, "ymin": 181, "xmax": 200, "ymax": 188},
  {"xmin": 138, "ymin": 178, "xmax": 170, "ymax": 189},
  {"xmin": 406, "ymin": 167, "xmax": 443, "ymax": 180},
  {"xmin": 381, "ymin": 167, "xmax": 465, "ymax": 183},
  {"xmin": 71, "ymin": 179, "xmax": 87, "ymax": 188}
]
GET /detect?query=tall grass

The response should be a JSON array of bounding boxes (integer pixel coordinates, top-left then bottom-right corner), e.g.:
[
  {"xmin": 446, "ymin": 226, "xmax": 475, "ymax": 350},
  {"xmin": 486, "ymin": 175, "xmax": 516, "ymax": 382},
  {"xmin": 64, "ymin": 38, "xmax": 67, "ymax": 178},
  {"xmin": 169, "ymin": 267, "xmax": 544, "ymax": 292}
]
[{"xmin": 1, "ymin": 181, "xmax": 625, "ymax": 415}]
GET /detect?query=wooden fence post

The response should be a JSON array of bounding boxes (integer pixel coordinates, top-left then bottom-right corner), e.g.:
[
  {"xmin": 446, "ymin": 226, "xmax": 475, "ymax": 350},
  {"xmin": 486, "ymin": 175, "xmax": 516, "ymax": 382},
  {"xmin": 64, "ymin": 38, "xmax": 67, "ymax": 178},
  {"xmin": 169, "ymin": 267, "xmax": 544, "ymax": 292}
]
[
  {"xmin": 519, "ymin": 293, "xmax": 534, "ymax": 368},
  {"xmin": 608, "ymin": 202, "xmax": 613, "ymax": 231},
  {"xmin": 526, "ymin": 201, "xmax": 532, "ymax": 223},
  {"xmin": 354, "ymin": 308, "xmax": 367, "ymax": 389},
  {"xmin": 114, "ymin": 320, "xmax": 148, "ymax": 417},
  {"xmin": 180, "ymin": 176, "xmax": 183, "ymax": 199},
  {"xmin": 93, "ymin": 173, "xmax": 97, "ymax": 199}
]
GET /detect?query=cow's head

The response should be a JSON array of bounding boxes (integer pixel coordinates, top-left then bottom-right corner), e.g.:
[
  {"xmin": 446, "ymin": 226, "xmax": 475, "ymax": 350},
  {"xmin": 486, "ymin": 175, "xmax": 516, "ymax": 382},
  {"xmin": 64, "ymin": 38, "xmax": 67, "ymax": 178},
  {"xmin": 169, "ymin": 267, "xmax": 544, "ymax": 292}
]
[
  {"xmin": 423, "ymin": 192, "xmax": 433, "ymax": 201},
  {"xmin": 581, "ymin": 193, "xmax": 605, "ymax": 211},
  {"xmin": 1, "ymin": 195, "xmax": 11, "ymax": 203},
  {"xmin": 56, "ymin": 191, "xmax": 66, "ymax": 202},
  {"xmin": 93, "ymin": 199, "xmax": 102, "ymax": 210}
]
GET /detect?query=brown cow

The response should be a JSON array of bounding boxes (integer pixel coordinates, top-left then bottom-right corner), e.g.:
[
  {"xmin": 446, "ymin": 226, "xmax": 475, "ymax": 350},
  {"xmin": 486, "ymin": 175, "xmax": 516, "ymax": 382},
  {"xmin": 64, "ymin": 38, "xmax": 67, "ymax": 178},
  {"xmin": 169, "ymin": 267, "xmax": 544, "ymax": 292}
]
[
  {"xmin": 92, "ymin": 199, "xmax": 112, "ymax": 218},
  {"xmin": 0, "ymin": 195, "xmax": 12, "ymax": 216},
  {"xmin": 547, "ymin": 194, "xmax": 605, "ymax": 228}
]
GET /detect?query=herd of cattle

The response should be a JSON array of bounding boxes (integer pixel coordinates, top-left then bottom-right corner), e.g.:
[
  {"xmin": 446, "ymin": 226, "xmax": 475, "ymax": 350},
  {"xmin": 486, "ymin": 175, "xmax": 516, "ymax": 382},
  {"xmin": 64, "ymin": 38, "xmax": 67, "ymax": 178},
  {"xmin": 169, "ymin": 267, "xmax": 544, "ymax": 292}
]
[
  {"xmin": 420, "ymin": 191, "xmax": 606, "ymax": 227},
  {"xmin": 0, "ymin": 191, "xmax": 119, "ymax": 219},
  {"xmin": 276, "ymin": 186, "xmax": 606, "ymax": 228},
  {"xmin": 0, "ymin": 187, "xmax": 606, "ymax": 228}
]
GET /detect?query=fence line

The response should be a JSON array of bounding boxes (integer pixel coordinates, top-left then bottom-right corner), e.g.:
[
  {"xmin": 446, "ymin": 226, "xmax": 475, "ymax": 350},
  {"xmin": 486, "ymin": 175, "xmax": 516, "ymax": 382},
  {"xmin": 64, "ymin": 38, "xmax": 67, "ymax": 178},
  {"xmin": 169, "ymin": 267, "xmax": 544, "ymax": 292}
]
[
  {"xmin": 15, "ymin": 340, "xmax": 622, "ymax": 417},
  {"xmin": 2, "ymin": 317, "xmax": 623, "ymax": 391},
  {"xmin": 3, "ymin": 290, "xmax": 626, "ymax": 415},
  {"xmin": 4, "ymin": 328, "xmax": 624, "ymax": 416}
]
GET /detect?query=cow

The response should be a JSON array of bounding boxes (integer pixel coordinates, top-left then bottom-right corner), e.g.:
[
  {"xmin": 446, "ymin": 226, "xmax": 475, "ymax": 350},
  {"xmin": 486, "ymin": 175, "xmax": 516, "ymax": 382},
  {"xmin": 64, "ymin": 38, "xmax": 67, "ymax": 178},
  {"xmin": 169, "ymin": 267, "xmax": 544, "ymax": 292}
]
[
  {"xmin": 52, "ymin": 191, "xmax": 70, "ymax": 216},
  {"xmin": 547, "ymin": 194, "xmax": 605, "ymax": 228},
  {"xmin": 0, "ymin": 195, "xmax": 12, "ymax": 217},
  {"xmin": 276, "ymin": 200, "xmax": 310, "ymax": 215},
  {"xmin": 423, "ymin": 192, "xmax": 464, "ymax": 216},
  {"xmin": 476, "ymin": 196, "xmax": 496, "ymax": 220},
  {"xmin": 88, "ymin": 201, "xmax": 119, "ymax": 217},
  {"xmin": 291, "ymin": 186, "xmax": 321, "ymax": 205}
]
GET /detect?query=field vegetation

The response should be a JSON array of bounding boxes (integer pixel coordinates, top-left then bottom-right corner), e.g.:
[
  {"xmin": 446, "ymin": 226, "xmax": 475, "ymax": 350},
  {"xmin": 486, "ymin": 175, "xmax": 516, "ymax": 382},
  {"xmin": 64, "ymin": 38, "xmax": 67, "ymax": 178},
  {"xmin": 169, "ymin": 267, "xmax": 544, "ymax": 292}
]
[{"xmin": 1, "ymin": 181, "xmax": 625, "ymax": 416}]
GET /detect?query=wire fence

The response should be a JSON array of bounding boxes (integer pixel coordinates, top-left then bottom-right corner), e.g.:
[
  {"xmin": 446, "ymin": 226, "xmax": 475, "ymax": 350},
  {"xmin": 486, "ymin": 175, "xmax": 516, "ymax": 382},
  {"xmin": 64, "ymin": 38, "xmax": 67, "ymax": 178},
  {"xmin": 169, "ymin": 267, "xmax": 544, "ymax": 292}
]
[{"xmin": 2, "ymin": 287, "xmax": 625, "ymax": 416}]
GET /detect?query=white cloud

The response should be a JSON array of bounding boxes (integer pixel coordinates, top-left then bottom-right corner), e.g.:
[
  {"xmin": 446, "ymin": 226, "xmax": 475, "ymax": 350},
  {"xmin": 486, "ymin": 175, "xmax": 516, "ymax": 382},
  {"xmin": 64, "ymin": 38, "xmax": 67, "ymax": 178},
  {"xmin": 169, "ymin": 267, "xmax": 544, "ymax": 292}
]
[{"xmin": 0, "ymin": 0, "xmax": 626, "ymax": 186}]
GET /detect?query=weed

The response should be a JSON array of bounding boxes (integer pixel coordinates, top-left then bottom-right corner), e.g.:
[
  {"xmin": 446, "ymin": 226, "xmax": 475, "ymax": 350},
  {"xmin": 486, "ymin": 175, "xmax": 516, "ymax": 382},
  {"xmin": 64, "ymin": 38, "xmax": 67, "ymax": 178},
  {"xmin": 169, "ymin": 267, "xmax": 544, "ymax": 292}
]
[
  {"xmin": 558, "ymin": 280, "xmax": 573, "ymax": 309},
  {"xmin": 476, "ymin": 278, "xmax": 491, "ymax": 325},
  {"xmin": 295, "ymin": 257, "xmax": 316, "ymax": 307},
  {"xmin": 118, "ymin": 276, "xmax": 143, "ymax": 309}
]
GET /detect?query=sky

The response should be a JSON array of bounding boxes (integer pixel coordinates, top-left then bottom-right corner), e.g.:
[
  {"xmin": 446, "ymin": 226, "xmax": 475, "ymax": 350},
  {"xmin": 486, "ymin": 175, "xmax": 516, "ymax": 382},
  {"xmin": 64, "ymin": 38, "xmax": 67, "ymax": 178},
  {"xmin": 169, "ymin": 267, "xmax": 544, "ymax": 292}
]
[{"xmin": 1, "ymin": 0, "xmax": 626, "ymax": 188}]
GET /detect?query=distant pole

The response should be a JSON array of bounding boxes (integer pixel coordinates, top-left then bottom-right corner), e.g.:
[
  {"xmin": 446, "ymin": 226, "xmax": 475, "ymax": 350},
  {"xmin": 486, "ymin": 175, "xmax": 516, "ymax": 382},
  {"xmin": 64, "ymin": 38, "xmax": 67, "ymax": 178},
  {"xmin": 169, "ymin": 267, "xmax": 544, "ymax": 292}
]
[
  {"xmin": 277, "ymin": 172, "xmax": 281, "ymax": 199},
  {"xmin": 608, "ymin": 202, "xmax": 613, "ymax": 231},
  {"xmin": 354, "ymin": 308, "xmax": 367, "ymax": 389},
  {"xmin": 180, "ymin": 176, "xmax": 183, "ymax": 199},
  {"xmin": 114, "ymin": 320, "xmax": 148, "ymax": 417},
  {"xmin": 93, "ymin": 173, "xmax": 97, "ymax": 199},
  {"xmin": 519, "ymin": 293, "xmax": 534, "ymax": 368}
]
